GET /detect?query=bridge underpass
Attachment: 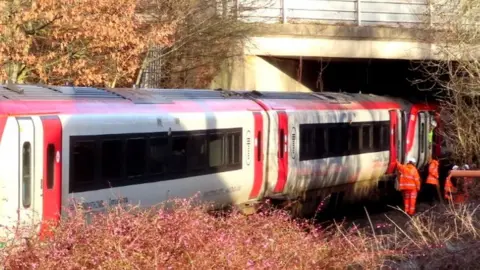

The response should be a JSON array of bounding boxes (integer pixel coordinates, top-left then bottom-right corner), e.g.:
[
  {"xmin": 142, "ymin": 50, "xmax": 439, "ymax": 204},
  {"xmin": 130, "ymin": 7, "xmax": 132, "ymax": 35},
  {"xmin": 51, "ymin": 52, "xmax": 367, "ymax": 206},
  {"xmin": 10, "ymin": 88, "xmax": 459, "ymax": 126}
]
[
  {"xmin": 212, "ymin": 54, "xmax": 440, "ymax": 101},
  {"xmin": 261, "ymin": 56, "xmax": 437, "ymax": 100},
  {"xmin": 210, "ymin": 0, "xmax": 451, "ymax": 101}
]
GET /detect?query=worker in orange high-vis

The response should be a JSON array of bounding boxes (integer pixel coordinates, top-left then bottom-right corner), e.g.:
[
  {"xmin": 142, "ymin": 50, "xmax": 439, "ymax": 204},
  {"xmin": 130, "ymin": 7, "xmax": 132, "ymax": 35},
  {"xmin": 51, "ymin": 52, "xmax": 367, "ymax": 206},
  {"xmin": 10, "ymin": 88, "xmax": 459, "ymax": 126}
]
[
  {"xmin": 448, "ymin": 164, "xmax": 472, "ymax": 203},
  {"xmin": 444, "ymin": 165, "xmax": 458, "ymax": 202},
  {"xmin": 396, "ymin": 157, "xmax": 421, "ymax": 216},
  {"xmin": 425, "ymin": 158, "xmax": 441, "ymax": 205}
]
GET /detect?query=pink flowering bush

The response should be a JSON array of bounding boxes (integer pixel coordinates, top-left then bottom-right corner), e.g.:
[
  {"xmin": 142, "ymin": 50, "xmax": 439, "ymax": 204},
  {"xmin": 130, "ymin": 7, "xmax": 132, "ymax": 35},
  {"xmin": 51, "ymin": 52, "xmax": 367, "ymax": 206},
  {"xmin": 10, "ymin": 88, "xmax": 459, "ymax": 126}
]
[
  {"xmin": 3, "ymin": 196, "xmax": 480, "ymax": 270},
  {"xmin": 1, "ymin": 197, "xmax": 387, "ymax": 269}
]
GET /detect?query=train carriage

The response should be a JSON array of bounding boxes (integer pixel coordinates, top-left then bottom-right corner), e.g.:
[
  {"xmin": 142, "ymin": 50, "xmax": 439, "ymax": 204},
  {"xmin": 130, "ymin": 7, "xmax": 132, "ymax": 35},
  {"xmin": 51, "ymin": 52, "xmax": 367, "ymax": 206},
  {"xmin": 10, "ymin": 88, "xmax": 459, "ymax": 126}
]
[
  {"xmin": 0, "ymin": 85, "xmax": 268, "ymax": 239},
  {"xmin": 239, "ymin": 91, "xmax": 406, "ymax": 213},
  {"xmin": 0, "ymin": 84, "xmax": 443, "ymax": 241}
]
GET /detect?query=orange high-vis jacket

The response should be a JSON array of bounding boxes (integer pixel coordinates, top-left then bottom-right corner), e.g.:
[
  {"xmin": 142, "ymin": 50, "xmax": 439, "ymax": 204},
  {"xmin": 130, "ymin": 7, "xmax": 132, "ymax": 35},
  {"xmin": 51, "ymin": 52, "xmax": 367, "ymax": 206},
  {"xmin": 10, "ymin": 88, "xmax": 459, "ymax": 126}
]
[
  {"xmin": 444, "ymin": 175, "xmax": 457, "ymax": 194},
  {"xmin": 426, "ymin": 159, "xmax": 439, "ymax": 186},
  {"xmin": 396, "ymin": 161, "xmax": 421, "ymax": 191}
]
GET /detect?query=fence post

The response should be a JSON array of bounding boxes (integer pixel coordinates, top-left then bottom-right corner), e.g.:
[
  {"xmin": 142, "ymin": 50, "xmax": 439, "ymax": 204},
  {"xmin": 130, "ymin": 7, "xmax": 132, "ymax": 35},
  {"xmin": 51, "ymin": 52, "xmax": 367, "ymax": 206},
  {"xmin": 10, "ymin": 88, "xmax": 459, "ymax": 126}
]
[
  {"xmin": 282, "ymin": 0, "xmax": 287, "ymax": 24},
  {"xmin": 429, "ymin": 1, "xmax": 433, "ymax": 27},
  {"xmin": 357, "ymin": 0, "xmax": 362, "ymax": 26}
]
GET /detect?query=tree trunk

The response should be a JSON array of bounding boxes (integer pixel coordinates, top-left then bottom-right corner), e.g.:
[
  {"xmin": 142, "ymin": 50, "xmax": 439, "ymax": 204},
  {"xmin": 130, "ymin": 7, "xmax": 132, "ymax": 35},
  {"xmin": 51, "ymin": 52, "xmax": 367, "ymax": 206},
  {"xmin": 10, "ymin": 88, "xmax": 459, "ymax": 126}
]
[
  {"xmin": 6, "ymin": 62, "xmax": 20, "ymax": 83},
  {"xmin": 110, "ymin": 74, "xmax": 118, "ymax": 88}
]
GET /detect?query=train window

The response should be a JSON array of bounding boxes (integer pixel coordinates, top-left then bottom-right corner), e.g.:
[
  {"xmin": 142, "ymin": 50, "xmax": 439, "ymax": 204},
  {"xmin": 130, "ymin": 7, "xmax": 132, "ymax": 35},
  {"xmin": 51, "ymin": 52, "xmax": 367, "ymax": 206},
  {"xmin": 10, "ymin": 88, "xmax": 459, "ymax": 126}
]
[
  {"xmin": 233, "ymin": 133, "xmax": 241, "ymax": 164},
  {"xmin": 329, "ymin": 125, "xmax": 348, "ymax": 156},
  {"xmin": 300, "ymin": 126, "xmax": 315, "ymax": 160},
  {"xmin": 226, "ymin": 132, "xmax": 241, "ymax": 165},
  {"xmin": 47, "ymin": 144, "xmax": 55, "ymax": 189},
  {"xmin": 148, "ymin": 136, "xmax": 168, "ymax": 175},
  {"xmin": 208, "ymin": 133, "xmax": 224, "ymax": 167},
  {"xmin": 71, "ymin": 141, "xmax": 96, "ymax": 192},
  {"xmin": 171, "ymin": 136, "xmax": 188, "ymax": 173},
  {"xmin": 69, "ymin": 127, "xmax": 242, "ymax": 192},
  {"xmin": 22, "ymin": 142, "xmax": 32, "ymax": 208},
  {"xmin": 315, "ymin": 127, "xmax": 326, "ymax": 158},
  {"xmin": 223, "ymin": 132, "xmax": 239, "ymax": 166},
  {"xmin": 299, "ymin": 121, "xmax": 390, "ymax": 161},
  {"xmin": 383, "ymin": 124, "xmax": 390, "ymax": 149},
  {"xmin": 187, "ymin": 134, "xmax": 207, "ymax": 172},
  {"xmin": 126, "ymin": 138, "xmax": 146, "ymax": 177},
  {"xmin": 420, "ymin": 121, "xmax": 425, "ymax": 154},
  {"xmin": 349, "ymin": 126, "xmax": 360, "ymax": 154},
  {"xmin": 223, "ymin": 135, "xmax": 230, "ymax": 166},
  {"xmin": 327, "ymin": 127, "xmax": 337, "ymax": 155},
  {"xmin": 373, "ymin": 124, "xmax": 382, "ymax": 151},
  {"xmin": 361, "ymin": 125, "xmax": 372, "ymax": 151},
  {"xmin": 384, "ymin": 123, "xmax": 391, "ymax": 150},
  {"xmin": 341, "ymin": 125, "xmax": 349, "ymax": 155},
  {"xmin": 101, "ymin": 140, "xmax": 123, "ymax": 180}
]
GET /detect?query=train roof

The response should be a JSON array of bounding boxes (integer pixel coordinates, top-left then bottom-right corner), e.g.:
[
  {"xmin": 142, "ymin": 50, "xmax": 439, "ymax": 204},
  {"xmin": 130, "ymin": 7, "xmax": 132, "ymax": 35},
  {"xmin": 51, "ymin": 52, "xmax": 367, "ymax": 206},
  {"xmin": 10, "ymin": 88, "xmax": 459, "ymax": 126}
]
[
  {"xmin": 0, "ymin": 84, "xmax": 428, "ymax": 116},
  {"xmin": 0, "ymin": 84, "xmax": 263, "ymax": 115},
  {"xmin": 237, "ymin": 90, "xmax": 403, "ymax": 111},
  {"xmin": 0, "ymin": 84, "xmax": 247, "ymax": 102}
]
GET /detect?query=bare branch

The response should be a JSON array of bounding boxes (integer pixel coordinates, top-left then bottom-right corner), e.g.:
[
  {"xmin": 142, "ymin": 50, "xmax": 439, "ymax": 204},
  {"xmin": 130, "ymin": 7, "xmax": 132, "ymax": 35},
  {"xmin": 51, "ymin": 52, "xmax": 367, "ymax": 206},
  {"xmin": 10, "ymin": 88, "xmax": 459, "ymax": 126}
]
[{"xmin": 137, "ymin": 0, "xmax": 274, "ymax": 88}]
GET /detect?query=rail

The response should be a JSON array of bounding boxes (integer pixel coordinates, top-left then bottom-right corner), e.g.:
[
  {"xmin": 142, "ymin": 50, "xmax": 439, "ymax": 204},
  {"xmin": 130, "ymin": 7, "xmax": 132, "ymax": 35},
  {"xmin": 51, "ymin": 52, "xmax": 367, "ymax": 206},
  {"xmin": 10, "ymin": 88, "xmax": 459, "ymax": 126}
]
[{"xmin": 234, "ymin": 0, "xmax": 432, "ymax": 27}]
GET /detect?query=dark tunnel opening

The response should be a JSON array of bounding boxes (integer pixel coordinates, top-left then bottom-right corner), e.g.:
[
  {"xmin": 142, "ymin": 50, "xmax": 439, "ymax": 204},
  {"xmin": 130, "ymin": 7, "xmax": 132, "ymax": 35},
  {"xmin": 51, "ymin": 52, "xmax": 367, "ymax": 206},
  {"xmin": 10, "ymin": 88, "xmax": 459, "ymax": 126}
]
[{"xmin": 261, "ymin": 56, "xmax": 446, "ymax": 103}]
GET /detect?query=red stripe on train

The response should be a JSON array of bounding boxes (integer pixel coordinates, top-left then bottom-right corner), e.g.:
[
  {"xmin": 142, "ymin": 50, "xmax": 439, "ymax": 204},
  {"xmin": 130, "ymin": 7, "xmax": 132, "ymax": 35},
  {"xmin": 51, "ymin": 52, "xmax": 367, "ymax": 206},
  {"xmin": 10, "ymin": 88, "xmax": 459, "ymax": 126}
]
[
  {"xmin": 274, "ymin": 111, "xmax": 288, "ymax": 193},
  {"xmin": 0, "ymin": 100, "xmax": 405, "ymax": 116},
  {"xmin": 0, "ymin": 100, "xmax": 265, "ymax": 115},
  {"xmin": 249, "ymin": 112, "xmax": 264, "ymax": 199},
  {"xmin": 40, "ymin": 116, "xmax": 63, "ymax": 237},
  {"xmin": 0, "ymin": 116, "xmax": 7, "ymax": 144}
]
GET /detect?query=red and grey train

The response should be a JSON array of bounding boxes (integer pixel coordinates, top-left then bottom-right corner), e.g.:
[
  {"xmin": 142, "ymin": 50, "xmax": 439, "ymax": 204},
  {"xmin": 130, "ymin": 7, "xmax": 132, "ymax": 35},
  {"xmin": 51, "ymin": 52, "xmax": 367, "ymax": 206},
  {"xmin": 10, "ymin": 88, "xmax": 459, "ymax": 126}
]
[{"xmin": 0, "ymin": 84, "xmax": 441, "ymax": 238}]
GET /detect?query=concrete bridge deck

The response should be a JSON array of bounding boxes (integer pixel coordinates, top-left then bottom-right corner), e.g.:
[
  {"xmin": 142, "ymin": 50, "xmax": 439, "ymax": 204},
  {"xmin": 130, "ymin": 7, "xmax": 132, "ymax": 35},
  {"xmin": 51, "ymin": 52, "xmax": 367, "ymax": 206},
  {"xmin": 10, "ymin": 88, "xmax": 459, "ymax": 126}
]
[
  {"xmin": 247, "ymin": 24, "xmax": 437, "ymax": 60},
  {"xmin": 210, "ymin": 0, "xmax": 461, "ymax": 91},
  {"xmin": 234, "ymin": 0, "xmax": 443, "ymax": 60}
]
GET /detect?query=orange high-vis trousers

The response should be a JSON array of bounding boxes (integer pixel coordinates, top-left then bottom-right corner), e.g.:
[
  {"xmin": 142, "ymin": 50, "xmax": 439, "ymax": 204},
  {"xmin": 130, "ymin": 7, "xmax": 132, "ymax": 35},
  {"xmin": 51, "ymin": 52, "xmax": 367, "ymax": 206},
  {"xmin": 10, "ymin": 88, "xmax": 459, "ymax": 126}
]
[{"xmin": 402, "ymin": 190, "xmax": 418, "ymax": 215}]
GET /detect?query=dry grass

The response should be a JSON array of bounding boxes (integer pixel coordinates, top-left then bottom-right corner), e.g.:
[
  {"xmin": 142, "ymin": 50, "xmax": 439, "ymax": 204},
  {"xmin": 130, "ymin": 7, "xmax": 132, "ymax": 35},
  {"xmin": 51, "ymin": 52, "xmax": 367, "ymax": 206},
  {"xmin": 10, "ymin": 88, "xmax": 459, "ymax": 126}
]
[
  {"xmin": 396, "ymin": 202, "xmax": 480, "ymax": 269},
  {"xmin": 1, "ymin": 197, "xmax": 480, "ymax": 270}
]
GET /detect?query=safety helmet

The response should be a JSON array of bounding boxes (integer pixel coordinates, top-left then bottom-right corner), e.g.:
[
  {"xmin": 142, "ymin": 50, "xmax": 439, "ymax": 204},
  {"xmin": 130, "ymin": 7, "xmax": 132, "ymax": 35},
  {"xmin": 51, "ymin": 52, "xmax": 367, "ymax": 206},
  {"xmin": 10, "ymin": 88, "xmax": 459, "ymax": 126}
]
[
  {"xmin": 463, "ymin": 164, "xmax": 470, "ymax": 170},
  {"xmin": 452, "ymin": 165, "xmax": 459, "ymax": 170}
]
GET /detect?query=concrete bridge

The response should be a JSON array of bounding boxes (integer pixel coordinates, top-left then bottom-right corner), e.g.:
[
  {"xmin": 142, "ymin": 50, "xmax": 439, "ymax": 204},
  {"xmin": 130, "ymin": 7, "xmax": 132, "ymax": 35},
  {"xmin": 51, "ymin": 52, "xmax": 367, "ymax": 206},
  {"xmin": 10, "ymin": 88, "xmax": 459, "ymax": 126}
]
[{"xmin": 212, "ymin": 0, "xmax": 445, "ymax": 92}]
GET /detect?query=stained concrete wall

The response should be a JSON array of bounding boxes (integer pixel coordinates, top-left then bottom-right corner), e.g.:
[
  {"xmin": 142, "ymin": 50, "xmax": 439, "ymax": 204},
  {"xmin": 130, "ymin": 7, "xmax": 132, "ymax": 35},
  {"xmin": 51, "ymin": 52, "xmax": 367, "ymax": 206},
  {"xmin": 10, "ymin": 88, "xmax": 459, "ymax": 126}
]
[
  {"xmin": 211, "ymin": 55, "xmax": 312, "ymax": 92},
  {"xmin": 246, "ymin": 36, "xmax": 439, "ymax": 60},
  {"xmin": 247, "ymin": 24, "xmax": 442, "ymax": 60},
  {"xmin": 210, "ymin": 24, "xmax": 457, "ymax": 91}
]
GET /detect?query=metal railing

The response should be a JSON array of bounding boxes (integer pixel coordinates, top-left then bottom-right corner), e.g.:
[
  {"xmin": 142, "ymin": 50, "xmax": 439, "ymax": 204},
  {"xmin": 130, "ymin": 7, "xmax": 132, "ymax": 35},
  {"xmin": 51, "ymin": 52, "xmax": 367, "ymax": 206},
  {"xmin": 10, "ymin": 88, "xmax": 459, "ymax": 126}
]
[{"xmin": 234, "ymin": 0, "xmax": 431, "ymax": 27}]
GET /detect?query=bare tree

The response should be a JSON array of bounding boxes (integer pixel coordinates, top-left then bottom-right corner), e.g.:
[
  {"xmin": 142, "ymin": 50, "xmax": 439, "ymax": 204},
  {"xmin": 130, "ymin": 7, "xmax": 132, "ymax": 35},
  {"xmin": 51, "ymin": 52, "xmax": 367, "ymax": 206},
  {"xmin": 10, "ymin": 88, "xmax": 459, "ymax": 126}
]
[
  {"xmin": 136, "ymin": 0, "xmax": 273, "ymax": 89},
  {"xmin": 412, "ymin": 0, "xmax": 480, "ymax": 164}
]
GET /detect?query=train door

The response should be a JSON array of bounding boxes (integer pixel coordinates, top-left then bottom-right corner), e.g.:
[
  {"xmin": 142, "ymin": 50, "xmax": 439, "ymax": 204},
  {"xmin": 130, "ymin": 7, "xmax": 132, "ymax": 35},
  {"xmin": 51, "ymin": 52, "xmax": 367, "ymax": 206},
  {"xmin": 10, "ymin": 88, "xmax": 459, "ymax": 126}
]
[
  {"xmin": 387, "ymin": 110, "xmax": 403, "ymax": 173},
  {"xmin": 274, "ymin": 111, "xmax": 288, "ymax": 193},
  {"xmin": 417, "ymin": 111, "xmax": 429, "ymax": 168},
  {"xmin": 16, "ymin": 117, "xmax": 40, "ymax": 228},
  {"xmin": 41, "ymin": 116, "xmax": 63, "ymax": 232},
  {"xmin": 249, "ymin": 112, "xmax": 264, "ymax": 199}
]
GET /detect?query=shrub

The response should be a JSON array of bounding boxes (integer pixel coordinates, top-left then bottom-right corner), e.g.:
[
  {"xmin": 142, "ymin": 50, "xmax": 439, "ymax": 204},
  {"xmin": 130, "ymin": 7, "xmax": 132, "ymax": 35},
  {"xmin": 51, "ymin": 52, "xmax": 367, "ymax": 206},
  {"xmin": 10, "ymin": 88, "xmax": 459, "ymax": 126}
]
[
  {"xmin": 1, "ymin": 198, "xmax": 386, "ymax": 269},
  {"xmin": 2, "ymin": 197, "xmax": 480, "ymax": 270}
]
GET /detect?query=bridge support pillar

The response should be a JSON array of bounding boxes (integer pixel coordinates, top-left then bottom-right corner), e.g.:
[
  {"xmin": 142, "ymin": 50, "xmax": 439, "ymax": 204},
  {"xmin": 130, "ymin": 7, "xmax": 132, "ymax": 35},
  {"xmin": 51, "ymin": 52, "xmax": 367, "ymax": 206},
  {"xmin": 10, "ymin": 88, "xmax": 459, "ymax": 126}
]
[{"xmin": 211, "ymin": 55, "xmax": 312, "ymax": 92}]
